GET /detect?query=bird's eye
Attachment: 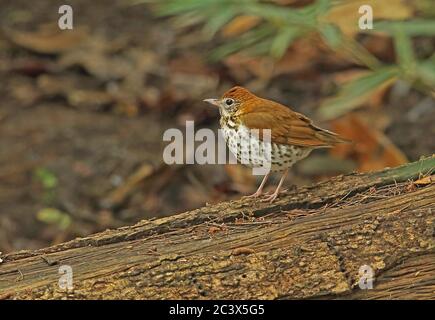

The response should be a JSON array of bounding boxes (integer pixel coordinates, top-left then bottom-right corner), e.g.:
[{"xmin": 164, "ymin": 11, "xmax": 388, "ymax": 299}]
[{"xmin": 225, "ymin": 98, "xmax": 234, "ymax": 106}]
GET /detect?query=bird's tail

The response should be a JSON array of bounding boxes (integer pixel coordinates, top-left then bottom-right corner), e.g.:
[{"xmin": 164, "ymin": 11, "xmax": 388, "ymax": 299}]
[{"xmin": 313, "ymin": 126, "xmax": 352, "ymax": 147}]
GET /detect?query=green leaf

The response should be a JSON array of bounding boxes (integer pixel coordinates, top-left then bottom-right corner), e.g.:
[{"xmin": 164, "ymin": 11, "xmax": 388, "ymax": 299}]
[
  {"xmin": 155, "ymin": 0, "xmax": 218, "ymax": 16},
  {"xmin": 417, "ymin": 58, "xmax": 435, "ymax": 87},
  {"xmin": 270, "ymin": 27, "xmax": 301, "ymax": 58},
  {"xmin": 203, "ymin": 8, "xmax": 238, "ymax": 37},
  {"xmin": 37, "ymin": 208, "xmax": 72, "ymax": 230},
  {"xmin": 371, "ymin": 19, "xmax": 435, "ymax": 36},
  {"xmin": 320, "ymin": 24, "xmax": 342, "ymax": 49},
  {"xmin": 245, "ymin": 38, "xmax": 274, "ymax": 56},
  {"xmin": 337, "ymin": 37, "xmax": 381, "ymax": 70},
  {"xmin": 34, "ymin": 167, "xmax": 58, "ymax": 189},
  {"xmin": 301, "ymin": 0, "xmax": 331, "ymax": 19},
  {"xmin": 210, "ymin": 25, "xmax": 273, "ymax": 61},
  {"xmin": 318, "ymin": 67, "xmax": 399, "ymax": 120},
  {"xmin": 392, "ymin": 25, "xmax": 416, "ymax": 76},
  {"xmin": 244, "ymin": 2, "xmax": 315, "ymax": 27}
]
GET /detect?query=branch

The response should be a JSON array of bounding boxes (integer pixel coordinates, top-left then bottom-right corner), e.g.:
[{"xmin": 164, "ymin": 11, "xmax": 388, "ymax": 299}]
[{"xmin": 0, "ymin": 156, "xmax": 434, "ymax": 299}]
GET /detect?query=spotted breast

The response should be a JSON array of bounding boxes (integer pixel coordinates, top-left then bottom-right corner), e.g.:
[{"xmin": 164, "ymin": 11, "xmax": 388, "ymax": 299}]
[{"xmin": 220, "ymin": 115, "xmax": 312, "ymax": 172}]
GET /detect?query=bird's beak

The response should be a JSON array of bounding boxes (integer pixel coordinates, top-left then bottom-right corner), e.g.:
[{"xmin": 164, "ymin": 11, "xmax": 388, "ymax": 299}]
[{"xmin": 203, "ymin": 98, "xmax": 220, "ymax": 107}]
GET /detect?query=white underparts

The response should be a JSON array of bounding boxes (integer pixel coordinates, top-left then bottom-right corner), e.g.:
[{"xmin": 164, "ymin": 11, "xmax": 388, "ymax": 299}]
[{"xmin": 222, "ymin": 124, "xmax": 311, "ymax": 172}]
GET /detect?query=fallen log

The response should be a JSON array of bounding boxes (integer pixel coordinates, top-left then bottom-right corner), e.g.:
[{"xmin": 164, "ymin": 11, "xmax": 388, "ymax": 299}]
[{"xmin": 0, "ymin": 156, "xmax": 434, "ymax": 299}]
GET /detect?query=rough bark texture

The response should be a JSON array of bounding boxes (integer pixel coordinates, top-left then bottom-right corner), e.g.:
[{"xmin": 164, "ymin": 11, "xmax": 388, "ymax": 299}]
[{"xmin": 0, "ymin": 156, "xmax": 434, "ymax": 300}]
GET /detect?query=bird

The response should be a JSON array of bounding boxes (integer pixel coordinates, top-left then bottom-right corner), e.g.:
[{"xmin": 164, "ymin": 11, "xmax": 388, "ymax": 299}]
[{"xmin": 203, "ymin": 86, "xmax": 350, "ymax": 203}]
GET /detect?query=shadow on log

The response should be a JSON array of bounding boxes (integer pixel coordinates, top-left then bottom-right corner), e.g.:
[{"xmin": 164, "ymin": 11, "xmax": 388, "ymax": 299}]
[{"xmin": 0, "ymin": 156, "xmax": 434, "ymax": 299}]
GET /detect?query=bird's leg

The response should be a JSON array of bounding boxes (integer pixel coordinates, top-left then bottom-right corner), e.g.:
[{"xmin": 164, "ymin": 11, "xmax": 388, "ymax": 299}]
[
  {"xmin": 262, "ymin": 169, "xmax": 288, "ymax": 203},
  {"xmin": 243, "ymin": 173, "xmax": 270, "ymax": 199}
]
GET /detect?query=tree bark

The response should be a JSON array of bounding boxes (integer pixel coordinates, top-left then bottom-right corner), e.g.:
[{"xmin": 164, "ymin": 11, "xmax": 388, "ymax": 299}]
[{"xmin": 0, "ymin": 156, "xmax": 434, "ymax": 300}]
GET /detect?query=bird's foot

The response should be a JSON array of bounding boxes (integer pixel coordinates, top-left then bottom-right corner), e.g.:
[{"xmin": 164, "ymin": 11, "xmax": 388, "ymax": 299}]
[
  {"xmin": 262, "ymin": 188, "xmax": 287, "ymax": 196},
  {"xmin": 261, "ymin": 192, "xmax": 279, "ymax": 203},
  {"xmin": 242, "ymin": 190, "xmax": 263, "ymax": 199},
  {"xmin": 261, "ymin": 189, "xmax": 288, "ymax": 203}
]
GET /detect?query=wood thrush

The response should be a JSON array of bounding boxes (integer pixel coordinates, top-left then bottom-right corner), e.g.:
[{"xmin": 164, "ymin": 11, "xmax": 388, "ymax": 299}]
[{"xmin": 204, "ymin": 86, "xmax": 350, "ymax": 203}]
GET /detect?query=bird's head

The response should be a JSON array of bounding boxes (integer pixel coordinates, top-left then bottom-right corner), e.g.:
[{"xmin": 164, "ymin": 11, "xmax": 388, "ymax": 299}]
[{"xmin": 203, "ymin": 86, "xmax": 256, "ymax": 116}]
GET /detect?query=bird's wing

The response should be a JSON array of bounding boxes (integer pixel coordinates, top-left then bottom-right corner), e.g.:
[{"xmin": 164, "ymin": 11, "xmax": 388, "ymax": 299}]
[{"xmin": 239, "ymin": 99, "xmax": 349, "ymax": 148}]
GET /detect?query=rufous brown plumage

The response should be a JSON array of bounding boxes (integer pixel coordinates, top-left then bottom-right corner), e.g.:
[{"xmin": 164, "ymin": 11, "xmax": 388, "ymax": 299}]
[
  {"xmin": 204, "ymin": 86, "xmax": 350, "ymax": 202},
  {"xmin": 222, "ymin": 86, "xmax": 349, "ymax": 148}
]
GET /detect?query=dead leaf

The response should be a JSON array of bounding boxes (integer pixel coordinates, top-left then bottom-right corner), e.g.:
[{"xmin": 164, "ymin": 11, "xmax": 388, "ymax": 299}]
[
  {"xmin": 414, "ymin": 175, "xmax": 434, "ymax": 185},
  {"xmin": 59, "ymin": 50, "xmax": 131, "ymax": 81},
  {"xmin": 360, "ymin": 34, "xmax": 395, "ymax": 62},
  {"xmin": 232, "ymin": 247, "xmax": 255, "ymax": 256},
  {"xmin": 68, "ymin": 90, "xmax": 114, "ymax": 111},
  {"xmin": 208, "ymin": 226, "xmax": 222, "ymax": 235},
  {"xmin": 225, "ymin": 164, "xmax": 256, "ymax": 193},
  {"xmin": 221, "ymin": 16, "xmax": 262, "ymax": 38},
  {"xmin": 6, "ymin": 24, "xmax": 89, "ymax": 54},
  {"xmin": 100, "ymin": 164, "xmax": 155, "ymax": 209},
  {"xmin": 8, "ymin": 78, "xmax": 42, "ymax": 106},
  {"xmin": 224, "ymin": 54, "xmax": 275, "ymax": 83},
  {"xmin": 323, "ymin": 0, "xmax": 412, "ymax": 37},
  {"xmin": 223, "ymin": 36, "xmax": 330, "ymax": 83},
  {"xmin": 329, "ymin": 113, "xmax": 408, "ymax": 172},
  {"xmin": 330, "ymin": 69, "xmax": 393, "ymax": 110},
  {"xmin": 274, "ymin": 38, "xmax": 323, "ymax": 75}
]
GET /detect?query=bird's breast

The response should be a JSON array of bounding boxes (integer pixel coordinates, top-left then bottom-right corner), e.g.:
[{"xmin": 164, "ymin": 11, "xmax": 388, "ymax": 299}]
[{"xmin": 220, "ymin": 122, "xmax": 312, "ymax": 172}]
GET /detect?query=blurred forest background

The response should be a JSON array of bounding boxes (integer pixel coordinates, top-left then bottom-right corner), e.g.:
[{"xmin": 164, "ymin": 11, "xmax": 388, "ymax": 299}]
[{"xmin": 0, "ymin": 0, "xmax": 434, "ymax": 253}]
